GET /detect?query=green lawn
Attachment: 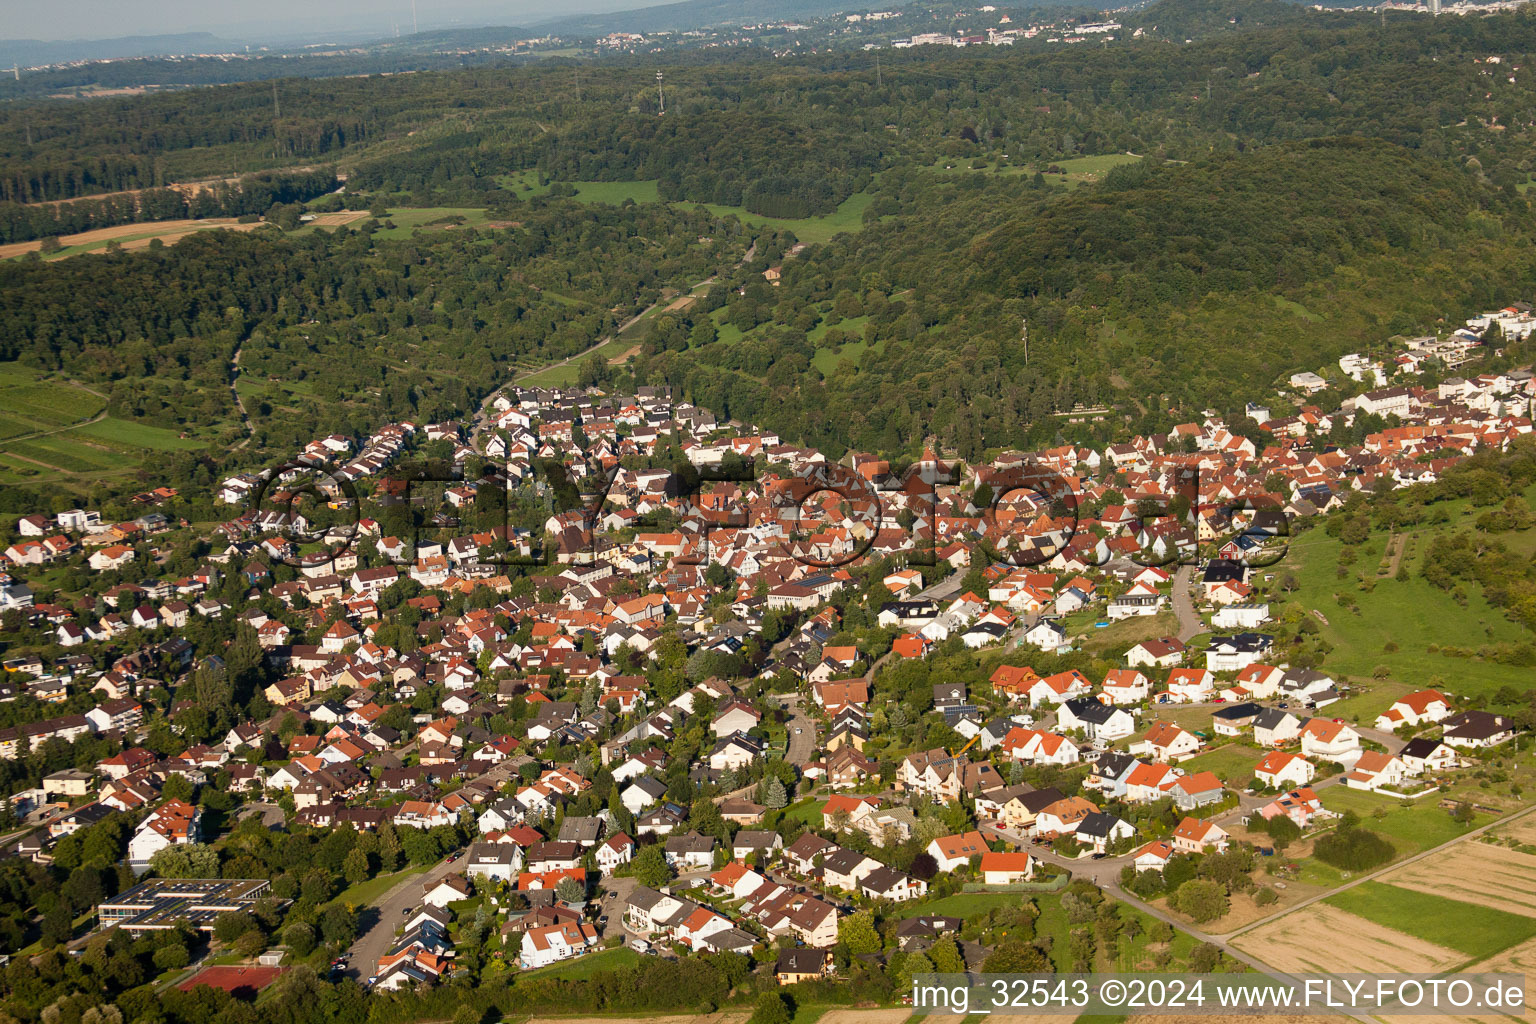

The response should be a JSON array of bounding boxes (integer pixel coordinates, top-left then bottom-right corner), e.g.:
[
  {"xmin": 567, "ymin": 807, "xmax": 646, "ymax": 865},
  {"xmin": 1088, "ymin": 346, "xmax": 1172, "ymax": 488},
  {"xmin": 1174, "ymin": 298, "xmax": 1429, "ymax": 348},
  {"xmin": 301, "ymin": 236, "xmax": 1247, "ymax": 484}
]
[
  {"xmin": 1325, "ymin": 881, "xmax": 1536, "ymax": 959},
  {"xmin": 1049, "ymin": 154, "xmax": 1143, "ymax": 177},
  {"xmin": 811, "ymin": 335, "xmax": 887, "ymax": 375},
  {"xmin": 1179, "ymin": 743, "xmax": 1260, "ymax": 786},
  {"xmin": 517, "ymin": 361, "xmax": 582, "ymax": 388},
  {"xmin": 549, "ymin": 175, "xmax": 878, "ymax": 245},
  {"xmin": 782, "ymin": 796, "xmax": 824, "ymax": 827},
  {"xmin": 326, "ymin": 863, "xmax": 430, "ymax": 910},
  {"xmin": 1316, "ymin": 786, "xmax": 1488, "ymax": 853},
  {"xmin": 926, "ymin": 153, "xmax": 1141, "ymax": 190},
  {"xmin": 889, "ymin": 892, "xmax": 1020, "ymax": 920},
  {"xmin": 1064, "ymin": 608, "xmax": 1181, "ymax": 659},
  {"xmin": 518, "ymin": 946, "xmax": 640, "ymax": 980},
  {"xmin": 698, "ymin": 189, "xmax": 877, "ymax": 245}
]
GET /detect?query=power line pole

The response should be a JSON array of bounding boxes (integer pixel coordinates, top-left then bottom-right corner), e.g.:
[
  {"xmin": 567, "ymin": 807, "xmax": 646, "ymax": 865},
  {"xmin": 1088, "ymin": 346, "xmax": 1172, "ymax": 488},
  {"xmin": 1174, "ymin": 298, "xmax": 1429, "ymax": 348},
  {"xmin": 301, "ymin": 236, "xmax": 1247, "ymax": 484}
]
[
  {"xmin": 272, "ymin": 80, "xmax": 280, "ymax": 118},
  {"xmin": 875, "ymin": 53, "xmax": 881, "ymax": 88},
  {"xmin": 656, "ymin": 70, "xmax": 664, "ymax": 114},
  {"xmin": 411, "ymin": 0, "xmax": 419, "ymax": 34},
  {"xmin": 1021, "ymin": 318, "xmax": 1029, "ymax": 366}
]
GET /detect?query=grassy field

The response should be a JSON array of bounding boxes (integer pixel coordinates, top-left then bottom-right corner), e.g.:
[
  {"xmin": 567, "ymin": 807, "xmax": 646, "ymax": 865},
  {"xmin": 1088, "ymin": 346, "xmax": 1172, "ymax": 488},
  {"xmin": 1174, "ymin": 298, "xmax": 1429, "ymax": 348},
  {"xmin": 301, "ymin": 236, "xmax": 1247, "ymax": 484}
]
[
  {"xmin": 782, "ymin": 796, "xmax": 825, "ymax": 827},
  {"xmin": 72, "ymin": 417, "xmax": 203, "ymax": 450},
  {"xmin": 889, "ymin": 891, "xmax": 1021, "ymax": 920},
  {"xmin": 0, "ymin": 367, "xmax": 107, "ymax": 442},
  {"xmin": 518, "ymin": 946, "xmax": 640, "ymax": 980},
  {"xmin": 573, "ymin": 180, "xmax": 662, "ymax": 204},
  {"xmin": 699, "ymin": 190, "xmax": 877, "ymax": 245},
  {"xmin": 326, "ymin": 863, "xmax": 431, "ymax": 910},
  {"xmin": 1325, "ymin": 881, "xmax": 1536, "ymax": 959},
  {"xmin": 371, "ymin": 207, "xmax": 492, "ymax": 239},
  {"xmin": 811, "ymin": 335, "xmax": 887, "ymax": 375},
  {"xmin": 529, "ymin": 171, "xmax": 879, "ymax": 246},
  {"xmin": 1064, "ymin": 608, "xmax": 1181, "ymax": 659},
  {"xmin": 1317, "ymin": 785, "xmax": 1488, "ymax": 854},
  {"xmin": 1279, "ymin": 511, "xmax": 1536, "ymax": 703},
  {"xmin": 1178, "ymin": 743, "xmax": 1259, "ymax": 786},
  {"xmin": 516, "ymin": 361, "xmax": 583, "ymax": 388},
  {"xmin": 927, "ymin": 153, "xmax": 1141, "ymax": 190}
]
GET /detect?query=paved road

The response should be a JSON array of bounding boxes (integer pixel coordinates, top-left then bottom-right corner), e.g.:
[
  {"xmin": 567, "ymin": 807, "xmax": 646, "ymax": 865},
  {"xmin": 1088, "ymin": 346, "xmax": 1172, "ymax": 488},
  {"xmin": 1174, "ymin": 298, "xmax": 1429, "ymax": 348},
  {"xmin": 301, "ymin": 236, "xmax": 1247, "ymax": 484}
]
[
  {"xmin": 1172, "ymin": 564, "xmax": 1201, "ymax": 640},
  {"xmin": 342, "ymin": 859, "xmax": 459, "ymax": 981},
  {"xmin": 780, "ymin": 694, "xmax": 817, "ymax": 765}
]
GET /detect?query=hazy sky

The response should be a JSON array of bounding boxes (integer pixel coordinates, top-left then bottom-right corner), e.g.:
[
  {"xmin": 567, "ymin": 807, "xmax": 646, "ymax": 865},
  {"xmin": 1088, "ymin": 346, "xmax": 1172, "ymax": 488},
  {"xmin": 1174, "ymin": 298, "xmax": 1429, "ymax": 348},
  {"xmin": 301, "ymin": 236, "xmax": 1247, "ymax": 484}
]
[{"xmin": 2, "ymin": 0, "xmax": 654, "ymax": 42}]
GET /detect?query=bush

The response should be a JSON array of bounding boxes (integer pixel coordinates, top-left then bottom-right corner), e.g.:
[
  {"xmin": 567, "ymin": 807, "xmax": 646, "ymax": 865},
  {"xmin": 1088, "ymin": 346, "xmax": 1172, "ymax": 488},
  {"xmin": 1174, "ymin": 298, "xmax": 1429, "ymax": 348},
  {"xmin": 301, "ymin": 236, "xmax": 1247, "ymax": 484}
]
[
  {"xmin": 1253, "ymin": 887, "xmax": 1278, "ymax": 906},
  {"xmin": 749, "ymin": 992, "xmax": 794, "ymax": 1024},
  {"xmin": 1313, "ymin": 822, "xmax": 1394, "ymax": 871}
]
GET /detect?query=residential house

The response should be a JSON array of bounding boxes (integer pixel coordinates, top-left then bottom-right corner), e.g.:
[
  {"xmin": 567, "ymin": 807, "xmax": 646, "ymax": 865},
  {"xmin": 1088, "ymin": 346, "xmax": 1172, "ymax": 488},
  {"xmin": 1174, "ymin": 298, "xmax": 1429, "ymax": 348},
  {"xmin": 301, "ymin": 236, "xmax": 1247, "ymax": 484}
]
[
  {"xmin": 1171, "ymin": 817, "xmax": 1229, "ymax": 854},
  {"xmin": 1299, "ymin": 719, "xmax": 1362, "ymax": 765},
  {"xmin": 1131, "ymin": 721, "xmax": 1200, "ymax": 763},
  {"xmin": 925, "ymin": 831, "xmax": 990, "ymax": 872},
  {"xmin": 1254, "ymin": 751, "xmax": 1315, "ymax": 788}
]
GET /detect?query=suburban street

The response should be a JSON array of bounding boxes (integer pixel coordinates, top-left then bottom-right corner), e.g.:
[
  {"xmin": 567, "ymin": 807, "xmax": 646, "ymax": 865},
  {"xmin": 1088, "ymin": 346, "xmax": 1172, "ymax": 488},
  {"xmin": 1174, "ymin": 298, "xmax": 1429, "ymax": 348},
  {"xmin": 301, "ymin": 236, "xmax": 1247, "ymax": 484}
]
[
  {"xmin": 342, "ymin": 860, "xmax": 457, "ymax": 981},
  {"xmin": 1171, "ymin": 563, "xmax": 1201, "ymax": 641},
  {"xmin": 780, "ymin": 694, "xmax": 818, "ymax": 765}
]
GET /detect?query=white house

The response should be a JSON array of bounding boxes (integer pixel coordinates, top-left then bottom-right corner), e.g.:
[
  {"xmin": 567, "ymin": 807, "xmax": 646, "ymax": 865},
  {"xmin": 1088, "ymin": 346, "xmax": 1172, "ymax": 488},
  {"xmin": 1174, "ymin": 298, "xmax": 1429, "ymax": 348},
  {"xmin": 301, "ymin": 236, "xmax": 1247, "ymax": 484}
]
[
  {"xmin": 1299, "ymin": 719, "xmax": 1362, "ymax": 765},
  {"xmin": 1022, "ymin": 619, "xmax": 1067, "ymax": 652},
  {"xmin": 520, "ymin": 921, "xmax": 598, "ymax": 969},
  {"xmin": 1373, "ymin": 689, "xmax": 1452, "ymax": 731},
  {"xmin": 926, "ymin": 831, "xmax": 989, "ymax": 872},
  {"xmin": 1254, "ymin": 751, "xmax": 1315, "ymax": 789},
  {"xmin": 1099, "ymin": 669, "xmax": 1150, "ymax": 704},
  {"xmin": 1345, "ymin": 751, "xmax": 1409, "ymax": 792}
]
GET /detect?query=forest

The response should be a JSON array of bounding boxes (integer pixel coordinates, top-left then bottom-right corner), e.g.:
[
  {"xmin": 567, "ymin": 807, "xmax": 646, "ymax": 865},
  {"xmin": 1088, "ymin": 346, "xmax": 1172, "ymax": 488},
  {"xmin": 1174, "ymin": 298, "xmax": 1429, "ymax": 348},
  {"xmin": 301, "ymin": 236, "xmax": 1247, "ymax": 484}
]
[
  {"xmin": 5, "ymin": 0, "xmax": 1536, "ymax": 476},
  {"xmin": 0, "ymin": 169, "xmax": 339, "ymax": 245}
]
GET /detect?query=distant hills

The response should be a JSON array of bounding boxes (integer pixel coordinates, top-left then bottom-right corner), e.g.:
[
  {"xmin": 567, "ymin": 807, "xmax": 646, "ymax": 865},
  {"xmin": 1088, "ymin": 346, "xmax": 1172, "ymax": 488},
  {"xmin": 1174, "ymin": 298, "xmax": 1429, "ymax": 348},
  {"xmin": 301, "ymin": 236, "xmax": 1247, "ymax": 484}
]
[
  {"xmin": 0, "ymin": 33, "xmax": 244, "ymax": 69},
  {"xmin": 538, "ymin": 0, "xmax": 897, "ymax": 35}
]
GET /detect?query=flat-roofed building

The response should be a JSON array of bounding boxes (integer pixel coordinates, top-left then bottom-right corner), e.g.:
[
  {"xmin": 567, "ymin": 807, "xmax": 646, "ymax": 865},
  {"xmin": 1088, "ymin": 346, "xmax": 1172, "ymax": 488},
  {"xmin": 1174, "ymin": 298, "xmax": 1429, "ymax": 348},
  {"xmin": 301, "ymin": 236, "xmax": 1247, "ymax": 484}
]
[{"xmin": 97, "ymin": 878, "xmax": 274, "ymax": 935}]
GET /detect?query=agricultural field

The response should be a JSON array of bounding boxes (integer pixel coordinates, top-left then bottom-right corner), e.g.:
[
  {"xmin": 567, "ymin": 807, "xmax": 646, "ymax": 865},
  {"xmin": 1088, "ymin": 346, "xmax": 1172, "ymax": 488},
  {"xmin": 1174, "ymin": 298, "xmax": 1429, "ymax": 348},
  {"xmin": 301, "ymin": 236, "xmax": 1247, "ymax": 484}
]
[
  {"xmin": 1324, "ymin": 881, "xmax": 1536, "ymax": 960},
  {"xmin": 0, "ymin": 364, "xmax": 203, "ymax": 487},
  {"xmin": 1379, "ymin": 841, "xmax": 1536, "ymax": 916},
  {"xmin": 1231, "ymin": 903, "xmax": 1461, "ymax": 973},
  {"xmin": 1465, "ymin": 934, "xmax": 1536, "ymax": 1010}
]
